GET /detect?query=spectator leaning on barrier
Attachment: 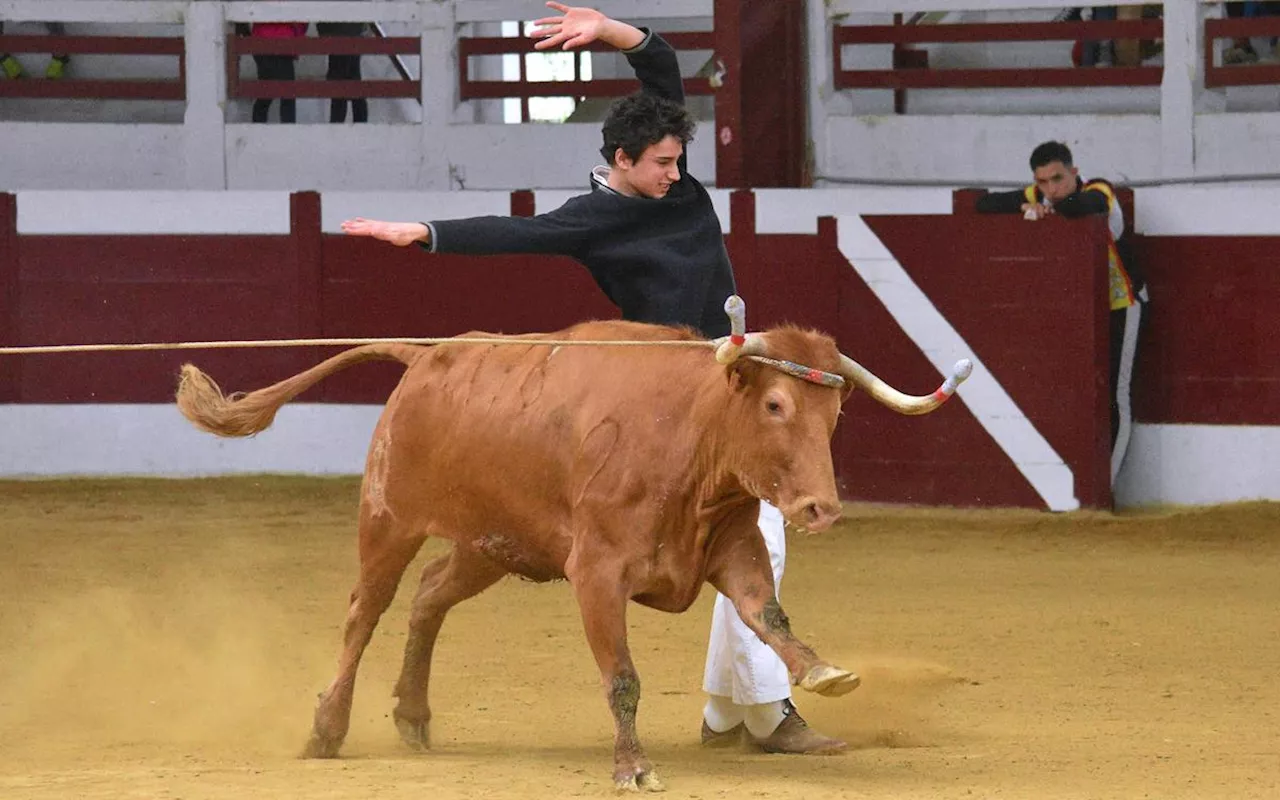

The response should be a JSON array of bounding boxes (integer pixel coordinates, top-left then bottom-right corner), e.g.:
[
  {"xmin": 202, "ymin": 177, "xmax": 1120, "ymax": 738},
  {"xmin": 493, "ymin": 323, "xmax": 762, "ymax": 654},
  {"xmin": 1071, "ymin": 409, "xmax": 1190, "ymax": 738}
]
[
  {"xmin": 250, "ymin": 20, "xmax": 309, "ymax": 124},
  {"xmin": 316, "ymin": 21, "xmax": 369, "ymax": 124},
  {"xmin": 974, "ymin": 141, "xmax": 1149, "ymax": 486},
  {"xmin": 0, "ymin": 21, "xmax": 72, "ymax": 80}
]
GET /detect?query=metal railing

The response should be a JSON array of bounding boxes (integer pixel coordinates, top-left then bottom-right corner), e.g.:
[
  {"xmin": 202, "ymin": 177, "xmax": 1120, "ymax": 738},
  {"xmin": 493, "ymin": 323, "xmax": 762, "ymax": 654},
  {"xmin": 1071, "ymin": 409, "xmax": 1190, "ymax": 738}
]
[
  {"xmin": 0, "ymin": 32, "xmax": 184, "ymax": 99},
  {"xmin": 833, "ymin": 17, "xmax": 1165, "ymax": 90}
]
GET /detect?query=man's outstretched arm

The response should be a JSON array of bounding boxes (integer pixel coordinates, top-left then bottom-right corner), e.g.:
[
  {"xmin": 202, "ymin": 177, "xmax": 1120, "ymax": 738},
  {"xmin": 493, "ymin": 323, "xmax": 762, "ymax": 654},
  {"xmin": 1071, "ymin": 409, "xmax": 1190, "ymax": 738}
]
[{"xmin": 341, "ymin": 199, "xmax": 593, "ymax": 258}]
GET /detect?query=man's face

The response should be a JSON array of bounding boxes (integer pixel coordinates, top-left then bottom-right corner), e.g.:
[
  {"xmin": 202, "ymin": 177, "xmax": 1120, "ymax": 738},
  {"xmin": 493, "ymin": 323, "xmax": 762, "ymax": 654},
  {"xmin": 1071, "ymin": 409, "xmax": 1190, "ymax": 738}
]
[
  {"xmin": 1033, "ymin": 160, "xmax": 1080, "ymax": 205},
  {"xmin": 613, "ymin": 135, "xmax": 683, "ymax": 199}
]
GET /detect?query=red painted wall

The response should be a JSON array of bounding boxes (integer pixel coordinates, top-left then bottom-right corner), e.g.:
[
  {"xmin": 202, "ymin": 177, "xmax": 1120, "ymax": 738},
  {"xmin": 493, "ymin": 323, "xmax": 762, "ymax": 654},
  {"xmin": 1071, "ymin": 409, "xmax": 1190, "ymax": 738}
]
[
  {"xmin": 3, "ymin": 191, "xmax": 1277, "ymax": 508},
  {"xmin": 1130, "ymin": 235, "xmax": 1280, "ymax": 426}
]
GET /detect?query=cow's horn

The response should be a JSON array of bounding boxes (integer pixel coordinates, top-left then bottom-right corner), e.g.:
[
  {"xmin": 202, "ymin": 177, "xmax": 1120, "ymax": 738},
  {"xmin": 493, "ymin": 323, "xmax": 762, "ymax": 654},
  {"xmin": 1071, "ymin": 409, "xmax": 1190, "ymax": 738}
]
[
  {"xmin": 837, "ymin": 355, "xmax": 973, "ymax": 415},
  {"xmin": 715, "ymin": 333, "xmax": 768, "ymax": 364},
  {"xmin": 713, "ymin": 295, "xmax": 769, "ymax": 364}
]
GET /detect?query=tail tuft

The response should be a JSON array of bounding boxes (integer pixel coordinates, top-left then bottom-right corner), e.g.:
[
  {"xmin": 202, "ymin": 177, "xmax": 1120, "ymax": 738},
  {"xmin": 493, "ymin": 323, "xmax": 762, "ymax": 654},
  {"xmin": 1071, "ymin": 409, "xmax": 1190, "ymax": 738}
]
[
  {"xmin": 175, "ymin": 363, "xmax": 280, "ymax": 437},
  {"xmin": 174, "ymin": 343, "xmax": 418, "ymax": 439}
]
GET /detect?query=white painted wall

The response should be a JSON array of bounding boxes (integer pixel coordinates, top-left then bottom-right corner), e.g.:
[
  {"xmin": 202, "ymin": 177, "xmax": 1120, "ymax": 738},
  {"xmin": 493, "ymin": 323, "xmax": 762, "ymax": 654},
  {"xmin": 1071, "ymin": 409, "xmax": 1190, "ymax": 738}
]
[
  {"xmin": 1, "ymin": 124, "xmax": 186, "ymax": 190},
  {"xmin": 1115, "ymin": 425, "xmax": 1280, "ymax": 507},
  {"xmin": 821, "ymin": 114, "xmax": 1165, "ymax": 185},
  {"xmin": 16, "ymin": 184, "xmax": 1280, "ymax": 236},
  {"xmin": 0, "ymin": 405, "xmax": 382, "ymax": 477},
  {"xmin": 3, "ymin": 406, "xmax": 1273, "ymax": 510}
]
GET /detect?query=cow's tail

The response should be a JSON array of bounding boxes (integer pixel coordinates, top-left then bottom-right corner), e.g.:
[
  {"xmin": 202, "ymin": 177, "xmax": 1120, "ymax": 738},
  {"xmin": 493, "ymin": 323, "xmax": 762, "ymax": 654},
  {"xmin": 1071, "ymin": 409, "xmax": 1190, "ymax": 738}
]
[{"xmin": 175, "ymin": 343, "xmax": 421, "ymax": 438}]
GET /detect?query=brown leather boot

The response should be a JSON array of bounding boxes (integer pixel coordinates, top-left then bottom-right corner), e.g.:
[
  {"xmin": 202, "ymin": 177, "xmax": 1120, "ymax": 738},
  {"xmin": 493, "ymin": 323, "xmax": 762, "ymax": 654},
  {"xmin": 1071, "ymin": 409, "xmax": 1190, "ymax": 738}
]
[
  {"xmin": 749, "ymin": 701, "xmax": 847, "ymax": 755},
  {"xmin": 700, "ymin": 719, "xmax": 745, "ymax": 747}
]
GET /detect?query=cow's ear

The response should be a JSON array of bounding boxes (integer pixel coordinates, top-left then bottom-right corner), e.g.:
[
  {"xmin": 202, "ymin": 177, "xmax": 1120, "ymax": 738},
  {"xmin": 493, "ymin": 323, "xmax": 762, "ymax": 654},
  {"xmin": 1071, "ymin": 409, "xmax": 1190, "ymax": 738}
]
[{"xmin": 725, "ymin": 360, "xmax": 760, "ymax": 391}]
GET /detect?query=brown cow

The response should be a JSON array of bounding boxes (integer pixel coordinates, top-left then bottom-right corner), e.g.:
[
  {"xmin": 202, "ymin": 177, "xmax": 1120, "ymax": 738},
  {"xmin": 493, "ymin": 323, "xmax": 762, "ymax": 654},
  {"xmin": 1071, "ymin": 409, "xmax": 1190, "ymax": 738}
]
[{"xmin": 175, "ymin": 317, "xmax": 967, "ymax": 792}]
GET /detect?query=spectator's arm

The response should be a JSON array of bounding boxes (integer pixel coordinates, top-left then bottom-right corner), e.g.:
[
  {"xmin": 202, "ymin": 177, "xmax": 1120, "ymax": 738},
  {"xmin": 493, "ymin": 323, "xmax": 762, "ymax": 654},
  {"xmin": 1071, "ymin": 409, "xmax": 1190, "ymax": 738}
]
[
  {"xmin": 1054, "ymin": 186, "xmax": 1111, "ymax": 218},
  {"xmin": 974, "ymin": 189, "xmax": 1028, "ymax": 214}
]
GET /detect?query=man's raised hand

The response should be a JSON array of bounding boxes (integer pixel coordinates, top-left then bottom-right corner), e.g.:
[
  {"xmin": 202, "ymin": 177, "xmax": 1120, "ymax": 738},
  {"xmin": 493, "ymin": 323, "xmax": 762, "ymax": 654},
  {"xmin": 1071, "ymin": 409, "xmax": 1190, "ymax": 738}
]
[{"xmin": 530, "ymin": 2, "xmax": 608, "ymax": 50}]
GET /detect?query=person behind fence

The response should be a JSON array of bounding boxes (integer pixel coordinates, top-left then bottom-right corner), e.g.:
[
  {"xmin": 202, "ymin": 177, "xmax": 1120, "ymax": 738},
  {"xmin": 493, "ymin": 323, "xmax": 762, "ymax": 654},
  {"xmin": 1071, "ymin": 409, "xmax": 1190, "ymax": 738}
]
[
  {"xmin": 339, "ymin": 1, "xmax": 847, "ymax": 755},
  {"xmin": 0, "ymin": 21, "xmax": 72, "ymax": 80},
  {"xmin": 974, "ymin": 141, "xmax": 1149, "ymax": 486},
  {"xmin": 316, "ymin": 21, "xmax": 369, "ymax": 124},
  {"xmin": 1223, "ymin": 2, "xmax": 1280, "ymax": 65},
  {"xmin": 1071, "ymin": 6, "xmax": 1162, "ymax": 68},
  {"xmin": 249, "ymin": 20, "xmax": 308, "ymax": 124}
]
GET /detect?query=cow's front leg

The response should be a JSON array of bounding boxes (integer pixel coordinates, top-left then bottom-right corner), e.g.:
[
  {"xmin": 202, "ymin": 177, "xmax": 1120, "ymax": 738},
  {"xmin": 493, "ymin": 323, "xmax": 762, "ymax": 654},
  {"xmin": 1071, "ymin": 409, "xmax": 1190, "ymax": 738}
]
[
  {"xmin": 566, "ymin": 556, "xmax": 664, "ymax": 793},
  {"xmin": 705, "ymin": 505, "xmax": 860, "ymax": 698}
]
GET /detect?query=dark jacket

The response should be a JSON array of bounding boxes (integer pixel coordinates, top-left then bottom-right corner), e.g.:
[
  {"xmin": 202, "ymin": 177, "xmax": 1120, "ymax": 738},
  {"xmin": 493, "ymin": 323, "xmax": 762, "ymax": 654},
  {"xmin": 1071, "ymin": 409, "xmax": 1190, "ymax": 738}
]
[{"xmin": 422, "ymin": 32, "xmax": 737, "ymax": 338}]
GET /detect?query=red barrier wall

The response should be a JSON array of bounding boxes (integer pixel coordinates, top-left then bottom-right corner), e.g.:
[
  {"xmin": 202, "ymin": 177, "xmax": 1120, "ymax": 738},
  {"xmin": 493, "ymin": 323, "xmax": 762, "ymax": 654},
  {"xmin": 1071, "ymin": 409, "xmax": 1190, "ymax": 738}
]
[
  {"xmin": 1131, "ymin": 235, "xmax": 1280, "ymax": 426},
  {"xmin": 3, "ymin": 190, "xmax": 1277, "ymax": 509}
]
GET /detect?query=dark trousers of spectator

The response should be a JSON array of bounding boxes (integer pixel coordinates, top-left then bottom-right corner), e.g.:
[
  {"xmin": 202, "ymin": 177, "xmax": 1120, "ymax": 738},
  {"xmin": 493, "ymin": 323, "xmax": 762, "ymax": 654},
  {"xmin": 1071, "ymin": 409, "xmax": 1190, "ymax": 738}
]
[
  {"xmin": 1108, "ymin": 300, "xmax": 1147, "ymax": 484},
  {"xmin": 327, "ymin": 54, "xmax": 367, "ymax": 123},
  {"xmin": 252, "ymin": 54, "xmax": 297, "ymax": 123},
  {"xmin": 0, "ymin": 21, "xmax": 70, "ymax": 65}
]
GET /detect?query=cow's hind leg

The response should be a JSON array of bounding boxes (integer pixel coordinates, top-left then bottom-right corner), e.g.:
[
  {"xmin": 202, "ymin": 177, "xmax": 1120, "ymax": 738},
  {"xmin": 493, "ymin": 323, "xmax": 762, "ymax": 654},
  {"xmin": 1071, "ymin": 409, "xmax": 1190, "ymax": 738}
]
[
  {"xmin": 705, "ymin": 505, "xmax": 859, "ymax": 699},
  {"xmin": 567, "ymin": 552, "xmax": 663, "ymax": 793},
  {"xmin": 392, "ymin": 544, "xmax": 507, "ymax": 749},
  {"xmin": 303, "ymin": 509, "xmax": 425, "ymax": 758}
]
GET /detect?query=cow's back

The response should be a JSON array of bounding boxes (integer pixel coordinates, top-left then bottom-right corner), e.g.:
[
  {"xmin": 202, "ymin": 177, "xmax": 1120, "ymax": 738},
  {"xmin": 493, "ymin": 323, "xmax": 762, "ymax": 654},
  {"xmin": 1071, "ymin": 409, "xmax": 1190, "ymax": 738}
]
[{"xmin": 365, "ymin": 321, "xmax": 712, "ymax": 577}]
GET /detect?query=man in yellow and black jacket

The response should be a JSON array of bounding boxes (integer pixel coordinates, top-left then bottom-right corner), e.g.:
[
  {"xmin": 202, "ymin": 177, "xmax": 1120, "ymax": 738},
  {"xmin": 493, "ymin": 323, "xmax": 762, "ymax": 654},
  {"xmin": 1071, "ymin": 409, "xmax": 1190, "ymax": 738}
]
[{"xmin": 976, "ymin": 140, "xmax": 1148, "ymax": 486}]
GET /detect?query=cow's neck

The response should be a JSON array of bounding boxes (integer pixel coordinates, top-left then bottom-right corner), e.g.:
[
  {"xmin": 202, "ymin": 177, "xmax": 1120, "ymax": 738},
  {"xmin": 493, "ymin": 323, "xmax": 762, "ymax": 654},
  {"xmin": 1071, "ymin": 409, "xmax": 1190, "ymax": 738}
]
[{"xmin": 685, "ymin": 369, "xmax": 758, "ymax": 521}]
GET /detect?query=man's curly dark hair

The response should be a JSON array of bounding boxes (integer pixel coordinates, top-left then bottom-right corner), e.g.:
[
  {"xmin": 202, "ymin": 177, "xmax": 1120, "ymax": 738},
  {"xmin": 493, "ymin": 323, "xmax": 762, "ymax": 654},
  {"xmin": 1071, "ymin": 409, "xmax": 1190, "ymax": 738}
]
[{"xmin": 599, "ymin": 91, "xmax": 696, "ymax": 165}]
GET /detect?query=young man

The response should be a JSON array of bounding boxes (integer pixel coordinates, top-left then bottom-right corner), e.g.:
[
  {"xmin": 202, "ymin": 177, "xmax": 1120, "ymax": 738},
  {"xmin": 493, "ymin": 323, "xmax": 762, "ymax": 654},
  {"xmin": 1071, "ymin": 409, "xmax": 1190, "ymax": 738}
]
[
  {"xmin": 975, "ymin": 140, "xmax": 1148, "ymax": 484},
  {"xmin": 342, "ymin": 2, "xmax": 845, "ymax": 755}
]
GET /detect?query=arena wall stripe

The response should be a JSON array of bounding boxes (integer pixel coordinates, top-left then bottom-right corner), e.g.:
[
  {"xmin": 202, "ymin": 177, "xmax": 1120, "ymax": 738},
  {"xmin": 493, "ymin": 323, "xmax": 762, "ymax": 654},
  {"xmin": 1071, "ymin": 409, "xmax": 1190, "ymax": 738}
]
[
  {"xmin": 0, "ymin": 404, "xmax": 381, "ymax": 477},
  {"xmin": 1135, "ymin": 187, "xmax": 1280, "ymax": 236},
  {"xmin": 16, "ymin": 191, "xmax": 292, "ymax": 235},
  {"xmin": 753, "ymin": 188, "xmax": 952, "ymax": 234},
  {"xmin": 535, "ymin": 188, "xmax": 734, "ymax": 233},
  {"xmin": 838, "ymin": 216, "xmax": 1080, "ymax": 512}
]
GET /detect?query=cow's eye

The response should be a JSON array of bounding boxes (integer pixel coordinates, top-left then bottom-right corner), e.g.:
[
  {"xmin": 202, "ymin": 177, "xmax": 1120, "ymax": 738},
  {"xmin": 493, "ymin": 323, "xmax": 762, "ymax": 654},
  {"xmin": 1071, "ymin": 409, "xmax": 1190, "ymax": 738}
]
[{"xmin": 766, "ymin": 399, "xmax": 783, "ymax": 415}]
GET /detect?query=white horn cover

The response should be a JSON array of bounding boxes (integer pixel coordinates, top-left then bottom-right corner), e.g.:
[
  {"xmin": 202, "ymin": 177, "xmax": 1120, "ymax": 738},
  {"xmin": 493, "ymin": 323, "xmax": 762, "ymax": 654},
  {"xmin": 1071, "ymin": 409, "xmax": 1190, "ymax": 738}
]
[
  {"xmin": 838, "ymin": 355, "xmax": 973, "ymax": 415},
  {"xmin": 714, "ymin": 333, "xmax": 768, "ymax": 364}
]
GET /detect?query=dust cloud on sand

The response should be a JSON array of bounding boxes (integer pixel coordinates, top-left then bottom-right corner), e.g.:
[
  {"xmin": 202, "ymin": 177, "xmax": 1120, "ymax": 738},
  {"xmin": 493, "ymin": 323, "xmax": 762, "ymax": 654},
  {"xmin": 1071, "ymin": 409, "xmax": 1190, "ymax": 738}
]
[{"xmin": 2, "ymin": 480, "xmax": 1279, "ymax": 800}]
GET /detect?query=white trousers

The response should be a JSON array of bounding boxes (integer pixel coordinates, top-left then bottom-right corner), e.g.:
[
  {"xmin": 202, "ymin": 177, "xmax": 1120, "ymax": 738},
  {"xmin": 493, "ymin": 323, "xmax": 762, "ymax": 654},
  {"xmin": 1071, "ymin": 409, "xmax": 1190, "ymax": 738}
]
[{"xmin": 701, "ymin": 501, "xmax": 792, "ymax": 706}]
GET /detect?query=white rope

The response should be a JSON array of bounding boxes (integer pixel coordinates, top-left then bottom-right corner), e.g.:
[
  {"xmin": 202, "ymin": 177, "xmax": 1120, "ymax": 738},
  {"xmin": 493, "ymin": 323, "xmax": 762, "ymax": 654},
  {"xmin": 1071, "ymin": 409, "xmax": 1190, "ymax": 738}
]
[{"xmin": 0, "ymin": 336, "xmax": 719, "ymax": 356}]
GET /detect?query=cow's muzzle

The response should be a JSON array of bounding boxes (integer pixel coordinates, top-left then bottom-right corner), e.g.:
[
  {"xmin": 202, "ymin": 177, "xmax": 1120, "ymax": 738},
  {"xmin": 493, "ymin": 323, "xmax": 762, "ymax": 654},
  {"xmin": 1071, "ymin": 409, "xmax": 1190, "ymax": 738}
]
[{"xmin": 784, "ymin": 496, "xmax": 843, "ymax": 532}]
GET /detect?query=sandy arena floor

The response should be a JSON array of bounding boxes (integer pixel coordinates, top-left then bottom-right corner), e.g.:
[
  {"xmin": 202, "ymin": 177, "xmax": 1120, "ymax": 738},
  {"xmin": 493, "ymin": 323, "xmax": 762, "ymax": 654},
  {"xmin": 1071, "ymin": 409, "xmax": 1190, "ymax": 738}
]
[{"xmin": 0, "ymin": 477, "xmax": 1277, "ymax": 799}]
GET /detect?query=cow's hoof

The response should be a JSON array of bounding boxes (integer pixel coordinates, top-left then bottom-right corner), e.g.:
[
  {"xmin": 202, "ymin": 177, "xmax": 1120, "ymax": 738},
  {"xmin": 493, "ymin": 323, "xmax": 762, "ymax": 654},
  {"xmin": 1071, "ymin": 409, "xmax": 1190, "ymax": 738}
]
[
  {"xmin": 301, "ymin": 731, "xmax": 343, "ymax": 759},
  {"xmin": 799, "ymin": 664, "xmax": 861, "ymax": 697},
  {"xmin": 615, "ymin": 769, "xmax": 665, "ymax": 793},
  {"xmin": 394, "ymin": 714, "xmax": 430, "ymax": 751}
]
